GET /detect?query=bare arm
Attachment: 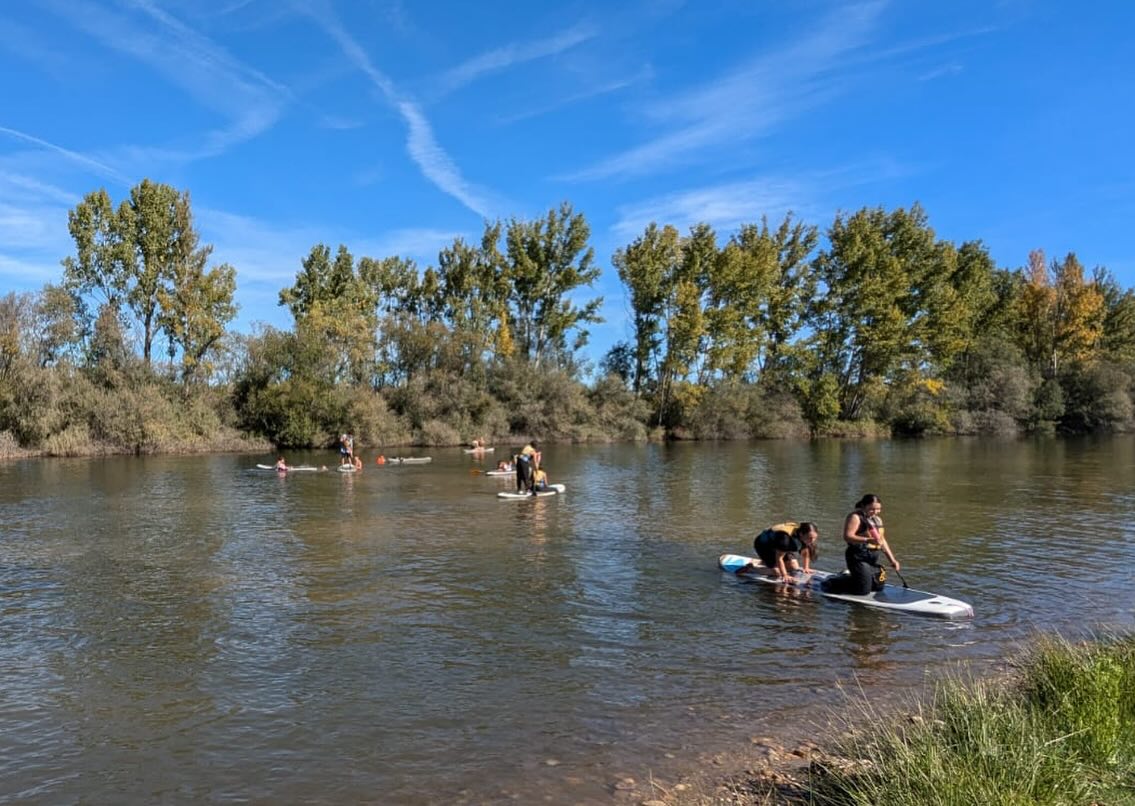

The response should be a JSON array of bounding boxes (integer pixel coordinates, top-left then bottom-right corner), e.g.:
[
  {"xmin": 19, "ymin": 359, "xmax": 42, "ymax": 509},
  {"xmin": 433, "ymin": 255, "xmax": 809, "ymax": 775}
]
[
  {"xmin": 867, "ymin": 522, "xmax": 901, "ymax": 571},
  {"xmin": 775, "ymin": 551, "xmax": 792, "ymax": 582},
  {"xmin": 845, "ymin": 513, "xmax": 869, "ymax": 545}
]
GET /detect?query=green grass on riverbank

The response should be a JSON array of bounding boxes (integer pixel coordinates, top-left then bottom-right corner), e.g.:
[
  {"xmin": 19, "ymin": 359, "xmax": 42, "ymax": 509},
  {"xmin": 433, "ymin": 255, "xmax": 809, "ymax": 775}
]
[
  {"xmin": 799, "ymin": 633, "xmax": 1135, "ymax": 805},
  {"xmin": 669, "ymin": 633, "xmax": 1135, "ymax": 805}
]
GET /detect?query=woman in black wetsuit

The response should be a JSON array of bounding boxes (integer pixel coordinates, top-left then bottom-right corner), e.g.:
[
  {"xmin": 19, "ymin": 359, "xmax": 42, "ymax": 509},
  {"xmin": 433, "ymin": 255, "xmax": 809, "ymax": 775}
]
[
  {"xmin": 515, "ymin": 439, "xmax": 539, "ymax": 494},
  {"xmin": 732, "ymin": 522, "xmax": 818, "ymax": 583},
  {"xmin": 823, "ymin": 494, "xmax": 901, "ymax": 595}
]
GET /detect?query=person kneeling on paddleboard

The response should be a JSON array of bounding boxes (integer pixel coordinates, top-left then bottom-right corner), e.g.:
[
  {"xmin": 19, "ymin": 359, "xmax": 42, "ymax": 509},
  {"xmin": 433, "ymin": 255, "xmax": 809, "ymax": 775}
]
[
  {"xmin": 735, "ymin": 522, "xmax": 818, "ymax": 583},
  {"xmin": 823, "ymin": 494, "xmax": 900, "ymax": 595}
]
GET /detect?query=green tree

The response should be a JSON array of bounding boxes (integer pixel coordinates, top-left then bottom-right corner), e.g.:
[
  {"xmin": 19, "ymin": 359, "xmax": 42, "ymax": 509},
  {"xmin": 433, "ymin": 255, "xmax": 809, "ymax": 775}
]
[
  {"xmin": 86, "ymin": 303, "xmax": 133, "ymax": 388},
  {"xmin": 1094, "ymin": 266, "xmax": 1135, "ymax": 361},
  {"xmin": 281, "ymin": 245, "xmax": 381, "ymax": 386},
  {"xmin": 119, "ymin": 180, "xmax": 189, "ymax": 365},
  {"xmin": 64, "ymin": 180, "xmax": 227, "ymax": 368},
  {"xmin": 33, "ymin": 284, "xmax": 83, "ymax": 368},
  {"xmin": 61, "ymin": 189, "xmax": 129, "ymax": 309},
  {"xmin": 701, "ymin": 214, "xmax": 817, "ymax": 381},
  {"xmin": 657, "ymin": 224, "xmax": 714, "ymax": 424},
  {"xmin": 434, "ymin": 223, "xmax": 511, "ymax": 373},
  {"xmin": 279, "ymin": 244, "xmax": 337, "ymax": 320},
  {"xmin": 762, "ymin": 214, "xmax": 819, "ymax": 376},
  {"xmin": 502, "ymin": 203, "xmax": 603, "ymax": 367},
  {"xmin": 924, "ymin": 240, "xmax": 997, "ymax": 378},
  {"xmin": 810, "ymin": 205, "xmax": 940, "ymax": 420},
  {"xmin": 157, "ymin": 252, "xmax": 238, "ymax": 384},
  {"xmin": 612, "ymin": 223, "xmax": 681, "ymax": 393}
]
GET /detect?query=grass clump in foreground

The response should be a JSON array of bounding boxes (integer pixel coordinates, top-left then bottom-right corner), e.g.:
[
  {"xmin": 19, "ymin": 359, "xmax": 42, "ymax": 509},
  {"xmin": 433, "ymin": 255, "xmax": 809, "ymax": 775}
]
[{"xmin": 799, "ymin": 632, "xmax": 1135, "ymax": 806}]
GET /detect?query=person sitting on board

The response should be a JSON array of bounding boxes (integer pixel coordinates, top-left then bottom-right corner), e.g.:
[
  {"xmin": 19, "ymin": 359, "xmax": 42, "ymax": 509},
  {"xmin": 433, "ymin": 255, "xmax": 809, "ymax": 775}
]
[
  {"xmin": 821, "ymin": 494, "xmax": 901, "ymax": 595},
  {"xmin": 532, "ymin": 467, "xmax": 549, "ymax": 491},
  {"xmin": 515, "ymin": 439, "xmax": 540, "ymax": 494},
  {"xmin": 274, "ymin": 457, "xmax": 288, "ymax": 472},
  {"xmin": 496, "ymin": 459, "xmax": 513, "ymax": 472},
  {"xmin": 734, "ymin": 522, "xmax": 818, "ymax": 583},
  {"xmin": 352, "ymin": 454, "xmax": 363, "ymax": 471}
]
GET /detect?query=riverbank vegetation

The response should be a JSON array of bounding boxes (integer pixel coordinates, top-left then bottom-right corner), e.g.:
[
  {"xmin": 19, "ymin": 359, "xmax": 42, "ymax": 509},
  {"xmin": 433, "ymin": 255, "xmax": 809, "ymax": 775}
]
[
  {"xmin": 3, "ymin": 180, "xmax": 1135, "ymax": 456},
  {"xmin": 712, "ymin": 632, "xmax": 1135, "ymax": 805}
]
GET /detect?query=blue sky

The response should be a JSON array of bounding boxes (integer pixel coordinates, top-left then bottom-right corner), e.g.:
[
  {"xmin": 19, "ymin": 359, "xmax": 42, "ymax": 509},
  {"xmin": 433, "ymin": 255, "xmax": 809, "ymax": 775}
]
[{"xmin": 2, "ymin": 0, "xmax": 1133, "ymax": 366}]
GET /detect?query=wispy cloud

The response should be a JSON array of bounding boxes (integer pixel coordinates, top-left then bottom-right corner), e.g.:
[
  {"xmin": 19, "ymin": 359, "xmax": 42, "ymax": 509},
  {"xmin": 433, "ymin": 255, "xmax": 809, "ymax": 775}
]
[
  {"xmin": 436, "ymin": 22, "xmax": 597, "ymax": 96},
  {"xmin": 564, "ymin": 1, "xmax": 888, "ymax": 182},
  {"xmin": 199, "ymin": 207, "xmax": 463, "ymax": 284},
  {"xmin": 0, "ymin": 170, "xmax": 79, "ymax": 207},
  {"xmin": 0, "ymin": 125, "xmax": 132, "ymax": 185},
  {"xmin": 198, "ymin": 205, "xmax": 464, "ymax": 329},
  {"xmin": 0, "ymin": 170, "xmax": 77, "ymax": 289},
  {"xmin": 373, "ymin": 227, "xmax": 465, "ymax": 259},
  {"xmin": 497, "ymin": 66, "xmax": 654, "ymax": 125},
  {"xmin": 612, "ymin": 177, "xmax": 813, "ymax": 240},
  {"xmin": 611, "ymin": 159, "xmax": 913, "ymax": 239},
  {"xmin": 918, "ymin": 63, "xmax": 963, "ymax": 81},
  {"xmin": 0, "ymin": 17, "xmax": 72, "ymax": 80},
  {"xmin": 852, "ymin": 25, "xmax": 997, "ymax": 65},
  {"xmin": 0, "ymin": 253, "xmax": 64, "ymax": 287},
  {"xmin": 302, "ymin": 2, "xmax": 498, "ymax": 218},
  {"xmin": 42, "ymin": 0, "xmax": 290, "ymax": 165}
]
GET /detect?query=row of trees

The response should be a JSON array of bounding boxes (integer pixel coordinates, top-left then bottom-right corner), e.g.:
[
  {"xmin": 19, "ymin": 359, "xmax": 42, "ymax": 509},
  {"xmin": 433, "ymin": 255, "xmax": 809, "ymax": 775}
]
[
  {"xmin": 0, "ymin": 179, "xmax": 1132, "ymax": 456},
  {"xmin": 609, "ymin": 206, "xmax": 1135, "ymax": 436}
]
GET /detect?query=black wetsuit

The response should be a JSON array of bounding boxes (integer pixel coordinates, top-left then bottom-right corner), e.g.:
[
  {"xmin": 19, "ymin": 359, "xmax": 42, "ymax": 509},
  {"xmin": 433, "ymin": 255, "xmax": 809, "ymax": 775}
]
[
  {"xmin": 753, "ymin": 527, "xmax": 804, "ymax": 568},
  {"xmin": 824, "ymin": 512, "xmax": 883, "ymax": 595},
  {"xmin": 515, "ymin": 447, "xmax": 536, "ymax": 493}
]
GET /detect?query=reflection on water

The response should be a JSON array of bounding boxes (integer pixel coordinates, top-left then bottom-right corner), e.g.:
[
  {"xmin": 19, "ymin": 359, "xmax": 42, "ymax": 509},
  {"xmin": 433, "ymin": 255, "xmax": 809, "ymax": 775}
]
[{"xmin": 0, "ymin": 438, "xmax": 1132, "ymax": 803}]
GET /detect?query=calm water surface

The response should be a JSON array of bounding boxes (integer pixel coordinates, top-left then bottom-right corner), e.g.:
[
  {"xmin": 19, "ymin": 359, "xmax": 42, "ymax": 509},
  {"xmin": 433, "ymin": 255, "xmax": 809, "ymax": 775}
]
[{"xmin": 1, "ymin": 438, "xmax": 1133, "ymax": 803}]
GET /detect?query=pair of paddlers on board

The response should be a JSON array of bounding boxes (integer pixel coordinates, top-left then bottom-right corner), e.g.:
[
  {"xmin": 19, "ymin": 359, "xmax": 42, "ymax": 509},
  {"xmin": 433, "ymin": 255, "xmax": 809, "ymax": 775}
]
[
  {"xmin": 513, "ymin": 439, "xmax": 550, "ymax": 495},
  {"xmin": 735, "ymin": 494, "xmax": 901, "ymax": 595}
]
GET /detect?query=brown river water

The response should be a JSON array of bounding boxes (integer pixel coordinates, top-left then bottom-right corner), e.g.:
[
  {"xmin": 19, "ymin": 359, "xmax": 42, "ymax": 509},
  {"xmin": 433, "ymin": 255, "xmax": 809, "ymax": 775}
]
[{"xmin": 1, "ymin": 437, "xmax": 1133, "ymax": 803}]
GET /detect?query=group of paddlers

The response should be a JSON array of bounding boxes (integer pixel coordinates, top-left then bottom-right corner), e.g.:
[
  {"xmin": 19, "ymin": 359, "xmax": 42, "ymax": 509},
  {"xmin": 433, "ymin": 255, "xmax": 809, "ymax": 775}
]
[
  {"xmin": 511, "ymin": 439, "xmax": 548, "ymax": 494},
  {"xmin": 736, "ymin": 494, "xmax": 901, "ymax": 595},
  {"xmin": 338, "ymin": 433, "xmax": 363, "ymax": 471}
]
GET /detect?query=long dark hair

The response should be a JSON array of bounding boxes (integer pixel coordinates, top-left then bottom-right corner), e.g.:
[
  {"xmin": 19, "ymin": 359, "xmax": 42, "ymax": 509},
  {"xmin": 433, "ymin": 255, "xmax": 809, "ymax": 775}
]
[
  {"xmin": 855, "ymin": 494, "xmax": 881, "ymax": 511},
  {"xmin": 795, "ymin": 521, "xmax": 818, "ymax": 560}
]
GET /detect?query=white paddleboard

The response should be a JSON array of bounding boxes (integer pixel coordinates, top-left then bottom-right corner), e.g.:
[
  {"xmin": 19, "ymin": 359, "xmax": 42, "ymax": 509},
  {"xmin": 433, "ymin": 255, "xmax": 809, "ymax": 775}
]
[
  {"xmin": 498, "ymin": 484, "xmax": 566, "ymax": 499},
  {"xmin": 485, "ymin": 469, "xmax": 514, "ymax": 476},
  {"xmin": 255, "ymin": 464, "xmax": 319, "ymax": 472},
  {"xmin": 388, "ymin": 457, "xmax": 432, "ymax": 464},
  {"xmin": 463, "ymin": 447, "xmax": 495, "ymax": 453},
  {"xmin": 337, "ymin": 465, "xmax": 357, "ymax": 473},
  {"xmin": 718, "ymin": 553, "xmax": 973, "ymax": 620}
]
